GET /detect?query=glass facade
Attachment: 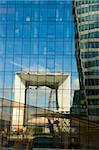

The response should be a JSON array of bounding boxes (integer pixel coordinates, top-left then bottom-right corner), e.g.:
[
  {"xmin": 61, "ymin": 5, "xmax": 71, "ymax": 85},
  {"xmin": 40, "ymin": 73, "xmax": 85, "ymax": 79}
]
[
  {"xmin": 0, "ymin": 0, "xmax": 79, "ymax": 149},
  {"xmin": 73, "ymin": 0, "xmax": 99, "ymax": 123},
  {"xmin": 0, "ymin": 0, "xmax": 75, "ymax": 104}
]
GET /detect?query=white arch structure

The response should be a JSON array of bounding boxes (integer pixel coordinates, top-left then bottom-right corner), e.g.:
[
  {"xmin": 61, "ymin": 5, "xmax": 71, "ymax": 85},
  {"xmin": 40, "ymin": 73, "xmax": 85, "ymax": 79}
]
[{"xmin": 12, "ymin": 72, "xmax": 71, "ymax": 128}]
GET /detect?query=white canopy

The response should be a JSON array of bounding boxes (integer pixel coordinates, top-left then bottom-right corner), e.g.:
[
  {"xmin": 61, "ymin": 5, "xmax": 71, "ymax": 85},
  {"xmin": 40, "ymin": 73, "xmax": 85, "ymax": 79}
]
[{"xmin": 17, "ymin": 71, "xmax": 69, "ymax": 89}]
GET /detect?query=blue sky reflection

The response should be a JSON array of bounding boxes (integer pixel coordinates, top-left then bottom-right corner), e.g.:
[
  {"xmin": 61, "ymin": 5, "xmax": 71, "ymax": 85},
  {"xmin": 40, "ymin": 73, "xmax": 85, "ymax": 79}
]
[{"xmin": 0, "ymin": 0, "xmax": 79, "ymax": 107}]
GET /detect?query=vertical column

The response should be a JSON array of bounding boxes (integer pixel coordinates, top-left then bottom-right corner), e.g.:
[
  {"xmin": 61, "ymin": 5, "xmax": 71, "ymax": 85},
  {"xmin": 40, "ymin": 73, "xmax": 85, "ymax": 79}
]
[
  {"xmin": 58, "ymin": 75, "xmax": 71, "ymax": 112},
  {"xmin": 12, "ymin": 74, "xmax": 25, "ymax": 130}
]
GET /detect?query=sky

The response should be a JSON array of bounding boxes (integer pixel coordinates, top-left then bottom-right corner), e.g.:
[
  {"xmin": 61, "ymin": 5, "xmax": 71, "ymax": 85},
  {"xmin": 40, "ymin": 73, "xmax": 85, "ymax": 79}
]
[{"xmin": 0, "ymin": 0, "xmax": 79, "ymax": 108}]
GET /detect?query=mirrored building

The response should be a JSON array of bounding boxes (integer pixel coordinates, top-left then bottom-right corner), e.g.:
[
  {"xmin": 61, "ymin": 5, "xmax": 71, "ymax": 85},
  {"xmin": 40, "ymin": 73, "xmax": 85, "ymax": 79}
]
[
  {"xmin": 73, "ymin": 0, "xmax": 99, "ymax": 123},
  {"xmin": 0, "ymin": 0, "xmax": 75, "ymax": 145}
]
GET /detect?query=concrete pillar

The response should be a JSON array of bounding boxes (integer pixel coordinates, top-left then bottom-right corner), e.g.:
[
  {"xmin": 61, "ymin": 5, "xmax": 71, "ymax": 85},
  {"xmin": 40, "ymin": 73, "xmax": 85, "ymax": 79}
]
[
  {"xmin": 12, "ymin": 74, "xmax": 25, "ymax": 129},
  {"xmin": 58, "ymin": 75, "xmax": 71, "ymax": 112}
]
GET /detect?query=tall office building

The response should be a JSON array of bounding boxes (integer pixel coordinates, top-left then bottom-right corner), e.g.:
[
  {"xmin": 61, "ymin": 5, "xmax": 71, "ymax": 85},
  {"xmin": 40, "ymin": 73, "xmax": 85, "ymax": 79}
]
[{"xmin": 73, "ymin": 0, "xmax": 99, "ymax": 123}]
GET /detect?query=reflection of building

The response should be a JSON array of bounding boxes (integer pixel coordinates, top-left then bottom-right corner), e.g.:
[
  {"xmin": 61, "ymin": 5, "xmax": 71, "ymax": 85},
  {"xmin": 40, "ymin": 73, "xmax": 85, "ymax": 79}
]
[
  {"xmin": 0, "ymin": 98, "xmax": 11, "ymax": 130},
  {"xmin": 71, "ymin": 90, "xmax": 87, "ymax": 117},
  {"xmin": 0, "ymin": 98, "xmax": 53, "ymax": 131},
  {"xmin": 1, "ymin": 98, "xmax": 99, "ymax": 149},
  {"xmin": 73, "ymin": 1, "xmax": 99, "ymax": 123},
  {"xmin": 70, "ymin": 116, "xmax": 99, "ymax": 149},
  {"xmin": 12, "ymin": 72, "xmax": 71, "ymax": 128}
]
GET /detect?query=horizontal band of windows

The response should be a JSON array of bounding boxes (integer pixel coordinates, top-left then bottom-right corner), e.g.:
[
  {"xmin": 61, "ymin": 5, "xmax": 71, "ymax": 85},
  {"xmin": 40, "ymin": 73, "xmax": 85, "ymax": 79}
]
[
  {"xmin": 86, "ymin": 89, "xmax": 99, "ymax": 96},
  {"xmin": 80, "ymin": 42, "xmax": 99, "ymax": 49},
  {"xmin": 77, "ymin": 4, "xmax": 99, "ymax": 15},
  {"xmin": 88, "ymin": 99, "xmax": 99, "ymax": 105},
  {"xmin": 84, "ymin": 67, "xmax": 99, "ymax": 73},
  {"xmin": 80, "ymin": 31, "xmax": 99, "ymax": 39},
  {"xmin": 84, "ymin": 72, "xmax": 99, "ymax": 76},
  {"xmin": 81, "ymin": 52, "xmax": 99, "ymax": 58},
  {"xmin": 85, "ymin": 86, "xmax": 99, "ymax": 90},
  {"xmin": 82, "ymin": 60, "xmax": 99, "ymax": 68},
  {"xmin": 80, "ymin": 48, "xmax": 99, "ymax": 53},
  {"xmin": 76, "ymin": 0, "xmax": 99, "ymax": 6},
  {"xmin": 88, "ymin": 108, "xmax": 99, "ymax": 115},
  {"xmin": 79, "ymin": 22, "xmax": 99, "ymax": 32},
  {"xmin": 85, "ymin": 78, "xmax": 99, "ymax": 86},
  {"xmin": 78, "ymin": 14, "xmax": 99, "ymax": 22}
]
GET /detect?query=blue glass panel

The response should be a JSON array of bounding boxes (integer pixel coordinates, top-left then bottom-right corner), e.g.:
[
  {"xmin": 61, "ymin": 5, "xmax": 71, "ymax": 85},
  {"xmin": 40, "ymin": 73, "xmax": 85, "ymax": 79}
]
[
  {"xmin": 31, "ymin": 39, "xmax": 39, "ymax": 54},
  {"xmin": 55, "ymin": 40, "xmax": 63, "ymax": 54},
  {"xmin": 39, "ymin": 23, "xmax": 47, "ymax": 38},
  {"xmin": 48, "ymin": 7, "xmax": 56, "ymax": 21},
  {"xmin": 0, "ymin": 24, "xmax": 6, "ymax": 38},
  {"xmin": 15, "ymin": 5, "xmax": 23, "ymax": 22},
  {"xmin": 15, "ymin": 24, "xmax": 23, "ymax": 39},
  {"xmin": 7, "ymin": 23, "xmax": 14, "ymax": 38},
  {"xmin": 31, "ymin": 22, "xmax": 39, "ymax": 38},
  {"xmin": 0, "ymin": 6, "xmax": 7, "ymax": 22},
  {"xmin": 6, "ymin": 40, "xmax": 14, "ymax": 54},
  {"xmin": 0, "ymin": 40, "xmax": 6, "ymax": 54},
  {"xmin": 47, "ymin": 40, "xmax": 55, "ymax": 54},
  {"xmin": 23, "ymin": 24, "xmax": 31, "ymax": 38},
  {"xmin": 40, "ymin": 7, "xmax": 47, "ymax": 21},
  {"xmin": 14, "ymin": 40, "xmax": 22, "ymax": 54},
  {"xmin": 22, "ymin": 40, "xmax": 31, "ymax": 55},
  {"xmin": 32, "ymin": 6, "xmax": 39, "ymax": 21},
  {"xmin": 48, "ymin": 23, "xmax": 55, "ymax": 38},
  {"xmin": 23, "ymin": 4, "xmax": 31, "ymax": 22},
  {"xmin": 56, "ymin": 22, "xmax": 63, "ymax": 38},
  {"xmin": 39, "ymin": 40, "xmax": 47, "ymax": 54},
  {"xmin": 6, "ymin": 7, "xmax": 15, "ymax": 22}
]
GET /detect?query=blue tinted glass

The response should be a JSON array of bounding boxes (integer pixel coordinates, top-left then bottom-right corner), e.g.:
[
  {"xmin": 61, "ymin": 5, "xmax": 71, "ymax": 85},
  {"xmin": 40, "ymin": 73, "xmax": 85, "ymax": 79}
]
[
  {"xmin": 0, "ymin": 24, "xmax": 6, "ymax": 38},
  {"xmin": 40, "ymin": 7, "xmax": 47, "ymax": 21},
  {"xmin": 15, "ymin": 5, "xmax": 23, "ymax": 22},
  {"xmin": 64, "ymin": 5, "xmax": 72, "ymax": 21},
  {"xmin": 22, "ymin": 40, "xmax": 31, "ymax": 54},
  {"xmin": 48, "ymin": 23, "xmax": 55, "ymax": 38},
  {"xmin": 39, "ymin": 23, "xmax": 47, "ymax": 38},
  {"xmin": 56, "ymin": 40, "xmax": 63, "ymax": 54},
  {"xmin": 47, "ymin": 40, "xmax": 55, "ymax": 54},
  {"xmin": 6, "ymin": 40, "xmax": 14, "ymax": 54},
  {"xmin": 0, "ymin": 4, "xmax": 7, "ymax": 21},
  {"xmin": 39, "ymin": 40, "xmax": 47, "ymax": 54},
  {"xmin": 7, "ymin": 23, "xmax": 14, "ymax": 38},
  {"xmin": 32, "ymin": 6, "xmax": 39, "ymax": 21},
  {"xmin": 31, "ymin": 22, "xmax": 39, "ymax": 38},
  {"xmin": 14, "ymin": 40, "xmax": 22, "ymax": 54},
  {"xmin": 64, "ymin": 22, "xmax": 74, "ymax": 38},
  {"xmin": 56, "ymin": 22, "xmax": 63, "ymax": 38},
  {"xmin": 7, "ymin": 6, "xmax": 15, "ymax": 21},
  {"xmin": 0, "ymin": 40, "xmax": 6, "ymax": 55},
  {"xmin": 31, "ymin": 39, "xmax": 39, "ymax": 54},
  {"xmin": 23, "ymin": 4, "xmax": 31, "ymax": 22},
  {"xmin": 15, "ymin": 24, "xmax": 23, "ymax": 38},
  {"xmin": 5, "ymin": 57, "xmax": 13, "ymax": 71},
  {"xmin": 23, "ymin": 24, "xmax": 31, "ymax": 38},
  {"xmin": 48, "ymin": 7, "xmax": 56, "ymax": 21}
]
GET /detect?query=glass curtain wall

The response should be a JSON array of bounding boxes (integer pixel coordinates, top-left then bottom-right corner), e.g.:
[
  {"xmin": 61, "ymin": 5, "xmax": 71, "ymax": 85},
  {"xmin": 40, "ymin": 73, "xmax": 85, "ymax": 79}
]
[{"xmin": 0, "ymin": 0, "xmax": 78, "ymax": 149}]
